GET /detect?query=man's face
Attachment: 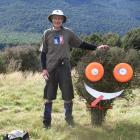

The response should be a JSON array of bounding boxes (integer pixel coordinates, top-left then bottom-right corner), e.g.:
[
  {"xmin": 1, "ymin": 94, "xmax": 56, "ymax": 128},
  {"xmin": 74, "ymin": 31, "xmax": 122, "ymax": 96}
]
[{"xmin": 52, "ymin": 15, "xmax": 64, "ymax": 29}]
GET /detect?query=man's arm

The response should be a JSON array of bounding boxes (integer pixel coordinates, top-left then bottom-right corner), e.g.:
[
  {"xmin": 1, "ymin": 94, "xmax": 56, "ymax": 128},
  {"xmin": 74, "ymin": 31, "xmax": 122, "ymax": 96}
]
[
  {"xmin": 40, "ymin": 51, "xmax": 49, "ymax": 80},
  {"xmin": 41, "ymin": 51, "xmax": 46, "ymax": 69},
  {"xmin": 79, "ymin": 42, "xmax": 97, "ymax": 50},
  {"xmin": 68, "ymin": 28, "xmax": 109, "ymax": 50},
  {"xmin": 79, "ymin": 42, "xmax": 109, "ymax": 50}
]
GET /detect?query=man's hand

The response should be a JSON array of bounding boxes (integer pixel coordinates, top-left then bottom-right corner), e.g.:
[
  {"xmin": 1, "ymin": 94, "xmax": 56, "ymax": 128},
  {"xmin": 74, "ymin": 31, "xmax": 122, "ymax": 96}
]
[
  {"xmin": 42, "ymin": 69, "xmax": 49, "ymax": 80},
  {"xmin": 97, "ymin": 45, "xmax": 110, "ymax": 50}
]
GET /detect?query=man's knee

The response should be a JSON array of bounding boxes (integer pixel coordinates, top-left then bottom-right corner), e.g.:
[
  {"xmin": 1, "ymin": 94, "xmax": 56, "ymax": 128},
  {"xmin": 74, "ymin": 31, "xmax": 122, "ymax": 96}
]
[
  {"xmin": 44, "ymin": 99, "xmax": 52, "ymax": 104},
  {"xmin": 64, "ymin": 100, "xmax": 73, "ymax": 103}
]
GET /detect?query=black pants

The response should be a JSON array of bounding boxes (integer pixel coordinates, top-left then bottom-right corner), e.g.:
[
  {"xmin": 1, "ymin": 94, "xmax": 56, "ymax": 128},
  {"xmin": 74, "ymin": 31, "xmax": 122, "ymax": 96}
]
[{"xmin": 44, "ymin": 59, "xmax": 74, "ymax": 101}]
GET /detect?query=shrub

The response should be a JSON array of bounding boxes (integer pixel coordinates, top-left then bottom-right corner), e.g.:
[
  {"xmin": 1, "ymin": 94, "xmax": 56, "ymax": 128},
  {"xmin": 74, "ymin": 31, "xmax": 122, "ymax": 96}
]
[
  {"xmin": 75, "ymin": 47, "xmax": 140, "ymax": 125},
  {"xmin": 102, "ymin": 32, "xmax": 121, "ymax": 47},
  {"xmin": 1, "ymin": 45, "xmax": 40, "ymax": 73},
  {"xmin": 0, "ymin": 54, "xmax": 6, "ymax": 73},
  {"xmin": 122, "ymin": 28, "xmax": 140, "ymax": 50}
]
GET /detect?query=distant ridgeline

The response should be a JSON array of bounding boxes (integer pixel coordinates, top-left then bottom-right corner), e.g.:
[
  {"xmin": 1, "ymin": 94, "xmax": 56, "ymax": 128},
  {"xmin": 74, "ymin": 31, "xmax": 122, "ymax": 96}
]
[
  {"xmin": 0, "ymin": 31, "xmax": 42, "ymax": 49},
  {"xmin": 0, "ymin": 0, "xmax": 139, "ymax": 35}
]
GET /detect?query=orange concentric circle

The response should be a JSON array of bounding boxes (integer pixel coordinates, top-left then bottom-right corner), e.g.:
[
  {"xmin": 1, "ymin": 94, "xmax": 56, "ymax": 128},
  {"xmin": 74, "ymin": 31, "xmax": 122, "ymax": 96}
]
[
  {"xmin": 85, "ymin": 62, "xmax": 104, "ymax": 82},
  {"xmin": 113, "ymin": 63, "xmax": 133, "ymax": 82}
]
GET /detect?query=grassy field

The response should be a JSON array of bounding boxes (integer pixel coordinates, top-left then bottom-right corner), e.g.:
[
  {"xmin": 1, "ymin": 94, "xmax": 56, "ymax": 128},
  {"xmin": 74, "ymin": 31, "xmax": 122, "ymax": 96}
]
[{"xmin": 0, "ymin": 72, "xmax": 140, "ymax": 140}]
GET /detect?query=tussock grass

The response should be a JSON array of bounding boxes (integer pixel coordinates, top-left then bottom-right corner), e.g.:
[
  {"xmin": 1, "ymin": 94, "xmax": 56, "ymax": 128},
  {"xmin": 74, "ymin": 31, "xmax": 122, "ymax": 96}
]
[{"xmin": 0, "ymin": 72, "xmax": 140, "ymax": 140}]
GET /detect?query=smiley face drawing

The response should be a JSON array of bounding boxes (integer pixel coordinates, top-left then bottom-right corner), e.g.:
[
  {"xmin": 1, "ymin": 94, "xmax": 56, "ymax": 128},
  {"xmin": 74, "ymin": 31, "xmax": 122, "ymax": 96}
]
[
  {"xmin": 84, "ymin": 62, "xmax": 133, "ymax": 107},
  {"xmin": 75, "ymin": 48, "xmax": 138, "ymax": 102},
  {"xmin": 75, "ymin": 48, "xmax": 140, "ymax": 125}
]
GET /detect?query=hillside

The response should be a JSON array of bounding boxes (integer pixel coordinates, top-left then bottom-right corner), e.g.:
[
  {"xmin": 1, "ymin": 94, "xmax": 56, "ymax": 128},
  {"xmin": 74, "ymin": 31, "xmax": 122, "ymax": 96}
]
[
  {"xmin": 0, "ymin": 0, "xmax": 140, "ymax": 35},
  {"xmin": 0, "ymin": 72, "xmax": 140, "ymax": 140}
]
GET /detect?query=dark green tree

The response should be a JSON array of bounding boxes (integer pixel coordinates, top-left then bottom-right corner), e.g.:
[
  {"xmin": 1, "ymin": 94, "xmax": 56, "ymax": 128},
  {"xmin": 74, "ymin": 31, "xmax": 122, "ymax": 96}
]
[
  {"xmin": 122, "ymin": 28, "xmax": 140, "ymax": 50},
  {"xmin": 102, "ymin": 32, "xmax": 121, "ymax": 47}
]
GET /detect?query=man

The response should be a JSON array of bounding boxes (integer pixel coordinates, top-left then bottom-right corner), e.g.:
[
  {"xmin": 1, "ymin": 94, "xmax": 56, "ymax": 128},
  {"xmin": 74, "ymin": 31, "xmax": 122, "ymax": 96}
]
[{"xmin": 40, "ymin": 9, "xmax": 109, "ymax": 128}]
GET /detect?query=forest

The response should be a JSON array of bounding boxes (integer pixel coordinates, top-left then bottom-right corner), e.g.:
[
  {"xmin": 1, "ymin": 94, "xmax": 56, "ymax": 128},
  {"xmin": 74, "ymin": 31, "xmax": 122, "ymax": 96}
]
[{"xmin": 0, "ymin": 0, "xmax": 139, "ymax": 36}]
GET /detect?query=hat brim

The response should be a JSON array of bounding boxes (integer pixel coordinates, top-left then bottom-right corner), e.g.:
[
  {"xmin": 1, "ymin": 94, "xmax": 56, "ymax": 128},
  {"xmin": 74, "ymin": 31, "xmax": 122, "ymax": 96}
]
[{"xmin": 48, "ymin": 15, "xmax": 67, "ymax": 23}]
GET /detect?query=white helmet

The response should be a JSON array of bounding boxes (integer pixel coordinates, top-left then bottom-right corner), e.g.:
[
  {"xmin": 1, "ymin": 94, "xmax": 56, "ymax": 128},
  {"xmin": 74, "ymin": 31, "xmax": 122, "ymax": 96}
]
[{"xmin": 48, "ymin": 9, "xmax": 67, "ymax": 23}]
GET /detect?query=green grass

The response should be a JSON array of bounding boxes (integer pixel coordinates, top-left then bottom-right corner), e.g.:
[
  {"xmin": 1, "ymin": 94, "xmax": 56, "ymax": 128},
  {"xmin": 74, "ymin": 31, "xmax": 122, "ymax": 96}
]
[{"xmin": 0, "ymin": 72, "xmax": 140, "ymax": 140}]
